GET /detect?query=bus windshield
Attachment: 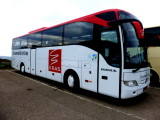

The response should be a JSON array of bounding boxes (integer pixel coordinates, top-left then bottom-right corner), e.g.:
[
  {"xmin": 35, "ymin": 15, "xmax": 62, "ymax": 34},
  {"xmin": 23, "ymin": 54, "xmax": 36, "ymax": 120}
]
[{"xmin": 122, "ymin": 22, "xmax": 148, "ymax": 69}]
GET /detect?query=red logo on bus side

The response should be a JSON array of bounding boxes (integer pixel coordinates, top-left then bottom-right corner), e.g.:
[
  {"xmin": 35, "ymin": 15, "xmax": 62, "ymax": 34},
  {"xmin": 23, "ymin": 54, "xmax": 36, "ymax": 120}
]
[{"xmin": 48, "ymin": 49, "xmax": 62, "ymax": 73}]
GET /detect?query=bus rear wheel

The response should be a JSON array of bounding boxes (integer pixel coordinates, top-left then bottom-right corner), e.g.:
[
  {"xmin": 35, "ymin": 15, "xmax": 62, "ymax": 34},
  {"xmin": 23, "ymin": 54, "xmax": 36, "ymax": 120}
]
[
  {"xmin": 20, "ymin": 64, "xmax": 25, "ymax": 74},
  {"xmin": 64, "ymin": 71, "xmax": 79, "ymax": 91}
]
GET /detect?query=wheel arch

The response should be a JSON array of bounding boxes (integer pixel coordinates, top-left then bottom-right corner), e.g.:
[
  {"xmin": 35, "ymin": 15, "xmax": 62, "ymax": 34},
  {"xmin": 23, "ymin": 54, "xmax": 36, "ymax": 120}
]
[
  {"xmin": 20, "ymin": 62, "xmax": 24, "ymax": 67},
  {"xmin": 20, "ymin": 62, "xmax": 25, "ymax": 73},
  {"xmin": 63, "ymin": 69, "xmax": 80, "ymax": 87},
  {"xmin": 150, "ymin": 68, "xmax": 160, "ymax": 86}
]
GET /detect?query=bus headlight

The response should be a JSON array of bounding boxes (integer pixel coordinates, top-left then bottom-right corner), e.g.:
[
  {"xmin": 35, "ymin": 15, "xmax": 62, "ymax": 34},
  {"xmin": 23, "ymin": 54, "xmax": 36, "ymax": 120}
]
[{"xmin": 124, "ymin": 80, "xmax": 138, "ymax": 87}]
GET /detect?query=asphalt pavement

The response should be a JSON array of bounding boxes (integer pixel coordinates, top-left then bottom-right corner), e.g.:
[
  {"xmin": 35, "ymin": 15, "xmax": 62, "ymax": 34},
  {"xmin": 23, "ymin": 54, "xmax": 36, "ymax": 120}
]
[{"xmin": 0, "ymin": 70, "xmax": 160, "ymax": 120}]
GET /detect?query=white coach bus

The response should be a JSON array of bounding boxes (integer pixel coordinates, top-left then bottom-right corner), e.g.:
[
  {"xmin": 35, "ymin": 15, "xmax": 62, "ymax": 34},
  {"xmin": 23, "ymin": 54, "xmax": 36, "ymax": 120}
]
[{"xmin": 12, "ymin": 9, "xmax": 150, "ymax": 99}]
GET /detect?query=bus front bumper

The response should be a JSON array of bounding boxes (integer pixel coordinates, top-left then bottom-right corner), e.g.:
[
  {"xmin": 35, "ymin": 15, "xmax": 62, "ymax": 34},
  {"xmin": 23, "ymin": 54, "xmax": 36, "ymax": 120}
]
[{"xmin": 121, "ymin": 84, "xmax": 149, "ymax": 99}]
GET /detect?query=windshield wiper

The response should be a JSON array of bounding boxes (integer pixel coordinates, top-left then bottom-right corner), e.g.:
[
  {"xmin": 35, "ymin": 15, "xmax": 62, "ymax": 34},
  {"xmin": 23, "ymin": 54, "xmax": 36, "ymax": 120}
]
[{"xmin": 132, "ymin": 67, "xmax": 141, "ymax": 73}]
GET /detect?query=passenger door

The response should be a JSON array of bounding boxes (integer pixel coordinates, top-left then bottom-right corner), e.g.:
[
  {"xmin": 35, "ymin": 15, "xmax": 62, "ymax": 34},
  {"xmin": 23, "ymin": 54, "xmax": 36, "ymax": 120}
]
[
  {"xmin": 98, "ymin": 55, "xmax": 120, "ymax": 98},
  {"xmin": 30, "ymin": 49, "xmax": 36, "ymax": 75},
  {"xmin": 98, "ymin": 28, "xmax": 121, "ymax": 98}
]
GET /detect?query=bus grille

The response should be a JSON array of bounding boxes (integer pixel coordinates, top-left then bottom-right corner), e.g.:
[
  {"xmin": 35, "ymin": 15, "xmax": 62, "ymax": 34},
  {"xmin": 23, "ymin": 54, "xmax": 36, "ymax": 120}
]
[{"xmin": 138, "ymin": 78, "xmax": 148, "ymax": 86}]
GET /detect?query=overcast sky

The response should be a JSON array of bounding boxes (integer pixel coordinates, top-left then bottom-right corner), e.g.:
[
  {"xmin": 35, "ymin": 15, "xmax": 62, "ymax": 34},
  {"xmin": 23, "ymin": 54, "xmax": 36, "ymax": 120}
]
[{"xmin": 0, "ymin": 0, "xmax": 159, "ymax": 56}]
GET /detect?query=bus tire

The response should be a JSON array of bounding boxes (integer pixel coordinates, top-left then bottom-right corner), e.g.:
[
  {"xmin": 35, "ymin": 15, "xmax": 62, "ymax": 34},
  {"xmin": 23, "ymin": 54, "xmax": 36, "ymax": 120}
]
[
  {"xmin": 150, "ymin": 69, "xmax": 160, "ymax": 87},
  {"xmin": 20, "ymin": 63, "xmax": 25, "ymax": 74},
  {"xmin": 64, "ymin": 70, "xmax": 80, "ymax": 91}
]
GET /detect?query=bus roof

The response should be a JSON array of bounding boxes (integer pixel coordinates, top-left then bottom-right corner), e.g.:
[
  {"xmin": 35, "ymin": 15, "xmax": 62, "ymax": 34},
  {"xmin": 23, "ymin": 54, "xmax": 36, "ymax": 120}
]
[
  {"xmin": 46, "ymin": 9, "xmax": 121, "ymax": 29},
  {"xmin": 14, "ymin": 9, "xmax": 127, "ymax": 38}
]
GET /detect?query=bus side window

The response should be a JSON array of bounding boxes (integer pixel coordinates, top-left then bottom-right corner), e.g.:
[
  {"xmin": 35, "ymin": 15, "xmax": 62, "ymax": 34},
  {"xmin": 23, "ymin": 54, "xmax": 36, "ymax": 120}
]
[
  {"xmin": 101, "ymin": 30, "xmax": 118, "ymax": 43},
  {"xmin": 64, "ymin": 22, "xmax": 93, "ymax": 45},
  {"xmin": 28, "ymin": 32, "xmax": 42, "ymax": 48},
  {"xmin": 100, "ymin": 29, "xmax": 120, "ymax": 67},
  {"xmin": 42, "ymin": 26, "xmax": 63, "ymax": 47},
  {"xmin": 144, "ymin": 34, "xmax": 159, "ymax": 47},
  {"xmin": 12, "ymin": 38, "xmax": 21, "ymax": 49},
  {"xmin": 20, "ymin": 36, "xmax": 28, "ymax": 49},
  {"xmin": 155, "ymin": 36, "xmax": 160, "ymax": 46}
]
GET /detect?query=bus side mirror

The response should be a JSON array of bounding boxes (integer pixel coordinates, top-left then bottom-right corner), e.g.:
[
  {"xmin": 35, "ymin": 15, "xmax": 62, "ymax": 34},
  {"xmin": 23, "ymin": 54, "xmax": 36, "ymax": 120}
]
[{"xmin": 132, "ymin": 21, "xmax": 144, "ymax": 39}]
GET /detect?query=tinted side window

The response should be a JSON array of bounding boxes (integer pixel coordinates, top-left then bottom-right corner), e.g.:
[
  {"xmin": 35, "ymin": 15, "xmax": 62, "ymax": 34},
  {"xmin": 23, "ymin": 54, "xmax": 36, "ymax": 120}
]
[
  {"xmin": 101, "ymin": 30, "xmax": 118, "ymax": 43},
  {"xmin": 100, "ymin": 28, "xmax": 120, "ymax": 67},
  {"xmin": 28, "ymin": 32, "xmax": 42, "ymax": 48},
  {"xmin": 64, "ymin": 22, "xmax": 93, "ymax": 45},
  {"xmin": 42, "ymin": 26, "xmax": 63, "ymax": 47},
  {"xmin": 144, "ymin": 34, "xmax": 160, "ymax": 46},
  {"xmin": 96, "ymin": 11, "xmax": 117, "ymax": 21},
  {"xmin": 20, "ymin": 36, "xmax": 28, "ymax": 49},
  {"xmin": 12, "ymin": 38, "xmax": 21, "ymax": 49}
]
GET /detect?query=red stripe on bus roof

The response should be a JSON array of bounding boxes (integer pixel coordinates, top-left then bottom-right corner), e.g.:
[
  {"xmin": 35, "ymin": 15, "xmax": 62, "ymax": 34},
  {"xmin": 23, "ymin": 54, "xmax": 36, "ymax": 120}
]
[{"xmin": 14, "ymin": 9, "xmax": 126, "ymax": 38}]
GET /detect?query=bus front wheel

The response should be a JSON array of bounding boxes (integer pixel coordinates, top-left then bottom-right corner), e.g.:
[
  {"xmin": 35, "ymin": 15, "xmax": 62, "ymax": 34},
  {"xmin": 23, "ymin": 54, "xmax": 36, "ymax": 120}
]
[{"xmin": 150, "ymin": 69, "xmax": 160, "ymax": 87}]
